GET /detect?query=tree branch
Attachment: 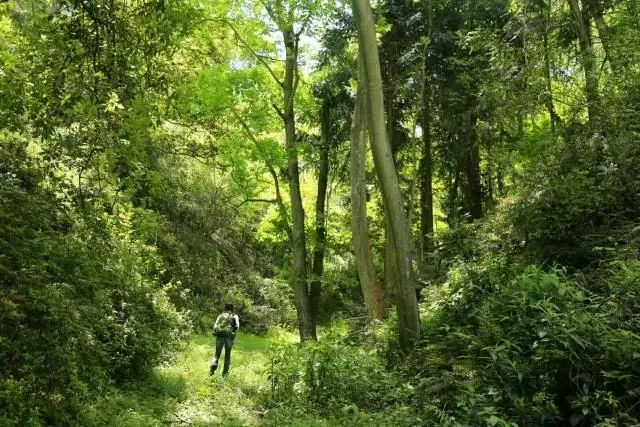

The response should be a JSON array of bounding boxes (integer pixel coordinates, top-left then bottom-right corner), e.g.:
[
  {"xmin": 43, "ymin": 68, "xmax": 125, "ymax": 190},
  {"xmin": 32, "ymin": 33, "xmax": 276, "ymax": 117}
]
[
  {"xmin": 225, "ymin": 20, "xmax": 284, "ymax": 87},
  {"xmin": 235, "ymin": 198, "xmax": 278, "ymax": 208},
  {"xmin": 272, "ymin": 103, "xmax": 285, "ymax": 120},
  {"xmin": 230, "ymin": 109, "xmax": 293, "ymax": 239}
]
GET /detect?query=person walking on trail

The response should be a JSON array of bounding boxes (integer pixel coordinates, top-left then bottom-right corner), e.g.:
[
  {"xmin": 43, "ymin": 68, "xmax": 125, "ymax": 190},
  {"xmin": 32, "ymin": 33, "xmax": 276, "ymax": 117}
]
[{"xmin": 210, "ymin": 303, "xmax": 239, "ymax": 376}]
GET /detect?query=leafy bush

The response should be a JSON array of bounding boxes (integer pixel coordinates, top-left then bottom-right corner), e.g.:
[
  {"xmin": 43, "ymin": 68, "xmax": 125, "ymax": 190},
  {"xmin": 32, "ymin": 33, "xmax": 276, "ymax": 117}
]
[
  {"xmin": 510, "ymin": 131, "xmax": 640, "ymax": 268},
  {"xmin": 239, "ymin": 277, "xmax": 297, "ymax": 334},
  {"xmin": 407, "ymin": 264, "xmax": 640, "ymax": 426},
  {"xmin": 0, "ymin": 140, "xmax": 186, "ymax": 425},
  {"xmin": 267, "ymin": 324, "xmax": 391, "ymax": 416}
]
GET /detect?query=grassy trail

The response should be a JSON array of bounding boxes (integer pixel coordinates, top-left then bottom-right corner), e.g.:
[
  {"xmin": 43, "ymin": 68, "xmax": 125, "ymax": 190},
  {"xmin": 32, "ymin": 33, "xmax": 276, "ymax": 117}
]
[{"xmin": 87, "ymin": 332, "xmax": 290, "ymax": 426}]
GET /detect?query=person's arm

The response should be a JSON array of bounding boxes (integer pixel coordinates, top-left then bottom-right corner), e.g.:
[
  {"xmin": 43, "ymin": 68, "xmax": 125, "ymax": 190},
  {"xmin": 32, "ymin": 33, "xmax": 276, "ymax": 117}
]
[
  {"xmin": 213, "ymin": 314, "xmax": 222, "ymax": 330},
  {"xmin": 234, "ymin": 314, "xmax": 240, "ymax": 331}
]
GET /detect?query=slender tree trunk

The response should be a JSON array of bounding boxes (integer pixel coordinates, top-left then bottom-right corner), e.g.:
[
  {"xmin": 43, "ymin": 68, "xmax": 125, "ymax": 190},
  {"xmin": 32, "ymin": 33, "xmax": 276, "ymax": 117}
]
[
  {"xmin": 226, "ymin": 10, "xmax": 315, "ymax": 341},
  {"xmin": 516, "ymin": 0, "xmax": 528, "ymax": 140},
  {"xmin": 282, "ymin": 29, "xmax": 314, "ymax": 342},
  {"xmin": 464, "ymin": 143, "xmax": 483, "ymax": 220},
  {"xmin": 383, "ymin": 218, "xmax": 398, "ymax": 300},
  {"xmin": 353, "ymin": 0, "xmax": 421, "ymax": 350},
  {"xmin": 420, "ymin": 0, "xmax": 434, "ymax": 258},
  {"xmin": 447, "ymin": 166, "xmax": 461, "ymax": 225},
  {"xmin": 351, "ymin": 55, "xmax": 386, "ymax": 320},
  {"xmin": 419, "ymin": 79, "xmax": 434, "ymax": 256},
  {"xmin": 383, "ymin": 67, "xmax": 399, "ymax": 299},
  {"xmin": 461, "ymin": 115, "xmax": 483, "ymax": 220},
  {"xmin": 568, "ymin": 0, "xmax": 601, "ymax": 129},
  {"xmin": 497, "ymin": 130, "xmax": 505, "ymax": 195},
  {"xmin": 309, "ymin": 101, "xmax": 330, "ymax": 332},
  {"xmin": 543, "ymin": 8, "xmax": 561, "ymax": 133},
  {"xmin": 485, "ymin": 148, "xmax": 494, "ymax": 208}
]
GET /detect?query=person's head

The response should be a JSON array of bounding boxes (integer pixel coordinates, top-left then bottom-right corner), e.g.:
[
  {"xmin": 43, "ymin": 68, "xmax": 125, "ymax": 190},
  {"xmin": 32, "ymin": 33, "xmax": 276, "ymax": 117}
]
[{"xmin": 224, "ymin": 303, "xmax": 234, "ymax": 312}]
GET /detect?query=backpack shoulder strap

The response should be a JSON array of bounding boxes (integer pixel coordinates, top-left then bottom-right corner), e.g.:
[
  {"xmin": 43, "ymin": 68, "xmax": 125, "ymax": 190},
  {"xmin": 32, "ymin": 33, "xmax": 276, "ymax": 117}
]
[
  {"xmin": 231, "ymin": 313, "xmax": 239, "ymax": 330},
  {"xmin": 213, "ymin": 314, "xmax": 222, "ymax": 329}
]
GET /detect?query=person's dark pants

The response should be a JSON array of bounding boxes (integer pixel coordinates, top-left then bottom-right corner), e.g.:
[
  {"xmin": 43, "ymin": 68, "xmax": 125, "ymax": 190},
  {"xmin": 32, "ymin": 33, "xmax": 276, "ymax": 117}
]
[{"xmin": 211, "ymin": 335, "xmax": 235, "ymax": 375}]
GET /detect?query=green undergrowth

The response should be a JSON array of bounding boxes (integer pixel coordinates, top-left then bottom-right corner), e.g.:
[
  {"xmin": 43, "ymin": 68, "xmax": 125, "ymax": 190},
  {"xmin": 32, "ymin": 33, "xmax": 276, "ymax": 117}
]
[
  {"xmin": 84, "ymin": 331, "xmax": 287, "ymax": 426},
  {"xmin": 84, "ymin": 328, "xmax": 413, "ymax": 426}
]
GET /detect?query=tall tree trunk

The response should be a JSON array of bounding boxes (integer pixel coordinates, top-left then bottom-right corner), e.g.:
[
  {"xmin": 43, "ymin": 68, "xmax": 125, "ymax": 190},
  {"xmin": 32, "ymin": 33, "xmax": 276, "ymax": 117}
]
[
  {"xmin": 213, "ymin": 6, "xmax": 317, "ymax": 342},
  {"xmin": 448, "ymin": 166, "xmax": 461, "ymax": 225},
  {"xmin": 383, "ymin": 217, "xmax": 398, "ymax": 300},
  {"xmin": 543, "ymin": 3, "xmax": 561, "ymax": 133},
  {"xmin": 351, "ymin": 54, "xmax": 387, "ymax": 320},
  {"xmin": 485, "ymin": 136, "xmax": 495, "ymax": 209},
  {"xmin": 516, "ymin": 0, "xmax": 528, "ymax": 140},
  {"xmin": 383, "ymin": 66, "xmax": 399, "ymax": 299},
  {"xmin": 420, "ymin": 0, "xmax": 434, "ymax": 258},
  {"xmin": 419, "ymin": 79, "xmax": 434, "ymax": 256},
  {"xmin": 568, "ymin": 0, "xmax": 601, "ymax": 129},
  {"xmin": 353, "ymin": 0, "xmax": 421, "ymax": 351},
  {"xmin": 309, "ymin": 100, "xmax": 330, "ymax": 332},
  {"xmin": 282, "ymin": 29, "xmax": 314, "ymax": 342},
  {"xmin": 464, "ymin": 144, "xmax": 483, "ymax": 220},
  {"xmin": 461, "ymin": 115, "xmax": 483, "ymax": 220},
  {"xmin": 497, "ymin": 130, "xmax": 505, "ymax": 195}
]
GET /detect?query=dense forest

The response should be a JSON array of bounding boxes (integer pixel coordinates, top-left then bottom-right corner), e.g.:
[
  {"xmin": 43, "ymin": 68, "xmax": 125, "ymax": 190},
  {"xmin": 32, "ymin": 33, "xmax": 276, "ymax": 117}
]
[{"xmin": 1, "ymin": 0, "xmax": 639, "ymax": 425}]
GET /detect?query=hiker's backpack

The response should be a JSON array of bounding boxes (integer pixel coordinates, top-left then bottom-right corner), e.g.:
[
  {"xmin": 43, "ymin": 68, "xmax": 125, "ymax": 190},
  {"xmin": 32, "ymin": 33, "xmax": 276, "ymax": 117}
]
[{"xmin": 213, "ymin": 312, "xmax": 237, "ymax": 337}]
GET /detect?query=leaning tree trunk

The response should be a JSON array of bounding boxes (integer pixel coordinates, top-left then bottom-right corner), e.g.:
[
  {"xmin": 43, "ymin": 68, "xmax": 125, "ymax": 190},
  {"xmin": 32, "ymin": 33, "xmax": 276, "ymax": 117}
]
[
  {"xmin": 586, "ymin": 0, "xmax": 620, "ymax": 73},
  {"xmin": 383, "ymin": 65, "xmax": 400, "ymax": 301},
  {"xmin": 282, "ymin": 28, "xmax": 314, "ymax": 342},
  {"xmin": 352, "ymin": 0, "xmax": 421, "ymax": 350},
  {"xmin": 351, "ymin": 55, "xmax": 387, "ymax": 320}
]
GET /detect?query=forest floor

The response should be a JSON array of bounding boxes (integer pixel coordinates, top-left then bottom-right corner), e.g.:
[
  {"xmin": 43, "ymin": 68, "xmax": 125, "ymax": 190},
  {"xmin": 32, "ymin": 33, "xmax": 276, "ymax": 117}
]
[{"xmin": 86, "ymin": 331, "xmax": 372, "ymax": 426}]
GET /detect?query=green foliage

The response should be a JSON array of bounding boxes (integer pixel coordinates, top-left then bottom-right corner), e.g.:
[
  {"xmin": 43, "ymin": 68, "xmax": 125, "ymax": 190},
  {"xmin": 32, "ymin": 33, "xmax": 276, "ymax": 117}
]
[
  {"xmin": 0, "ymin": 138, "xmax": 186, "ymax": 425},
  {"xmin": 510, "ymin": 129, "xmax": 640, "ymax": 268},
  {"xmin": 2, "ymin": 0, "xmax": 640, "ymax": 424},
  {"xmin": 405, "ymin": 263, "xmax": 640, "ymax": 426},
  {"xmin": 268, "ymin": 323, "xmax": 391, "ymax": 415},
  {"xmin": 238, "ymin": 276, "xmax": 297, "ymax": 334},
  {"xmin": 84, "ymin": 332, "xmax": 279, "ymax": 426}
]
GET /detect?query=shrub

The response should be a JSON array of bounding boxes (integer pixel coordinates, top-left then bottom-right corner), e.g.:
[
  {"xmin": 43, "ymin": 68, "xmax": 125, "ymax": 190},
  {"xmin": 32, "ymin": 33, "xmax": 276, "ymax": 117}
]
[
  {"xmin": 0, "ymin": 141, "xmax": 186, "ymax": 424},
  {"xmin": 510, "ymin": 131, "xmax": 640, "ymax": 268},
  {"xmin": 239, "ymin": 277, "xmax": 297, "ymax": 334},
  {"xmin": 408, "ymin": 265, "xmax": 640, "ymax": 426},
  {"xmin": 267, "ymin": 323, "xmax": 390, "ymax": 416}
]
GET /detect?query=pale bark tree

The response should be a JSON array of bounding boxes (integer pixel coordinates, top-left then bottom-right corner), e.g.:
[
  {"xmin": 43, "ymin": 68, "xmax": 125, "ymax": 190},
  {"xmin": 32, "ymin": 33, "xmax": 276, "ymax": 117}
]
[
  {"xmin": 351, "ymin": 52, "xmax": 387, "ymax": 321},
  {"xmin": 352, "ymin": 0, "xmax": 421, "ymax": 350}
]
